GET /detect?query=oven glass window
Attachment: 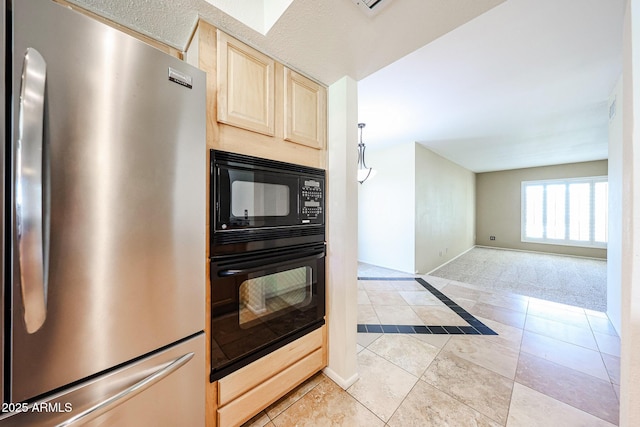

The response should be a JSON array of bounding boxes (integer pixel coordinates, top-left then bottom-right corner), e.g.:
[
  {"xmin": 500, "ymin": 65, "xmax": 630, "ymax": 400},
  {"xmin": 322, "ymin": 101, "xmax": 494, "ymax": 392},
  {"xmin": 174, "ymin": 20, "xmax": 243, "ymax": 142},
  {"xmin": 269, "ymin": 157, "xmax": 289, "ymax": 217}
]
[
  {"xmin": 239, "ymin": 266, "xmax": 311, "ymax": 327},
  {"xmin": 231, "ymin": 181, "xmax": 290, "ymax": 217}
]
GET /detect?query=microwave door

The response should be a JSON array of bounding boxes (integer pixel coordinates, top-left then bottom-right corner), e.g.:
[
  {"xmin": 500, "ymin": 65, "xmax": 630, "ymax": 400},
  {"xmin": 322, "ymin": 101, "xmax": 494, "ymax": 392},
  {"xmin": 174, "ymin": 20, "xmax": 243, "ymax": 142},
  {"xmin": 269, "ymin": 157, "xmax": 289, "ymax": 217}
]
[
  {"xmin": 210, "ymin": 150, "xmax": 325, "ymax": 255},
  {"xmin": 216, "ymin": 167, "xmax": 299, "ymax": 230}
]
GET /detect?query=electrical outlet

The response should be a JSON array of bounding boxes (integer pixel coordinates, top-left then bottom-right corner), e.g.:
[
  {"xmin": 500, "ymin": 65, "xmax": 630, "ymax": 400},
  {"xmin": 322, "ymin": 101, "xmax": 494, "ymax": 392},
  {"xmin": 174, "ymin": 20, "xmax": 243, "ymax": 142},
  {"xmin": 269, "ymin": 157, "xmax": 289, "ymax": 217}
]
[{"xmin": 490, "ymin": 236, "xmax": 496, "ymax": 241}]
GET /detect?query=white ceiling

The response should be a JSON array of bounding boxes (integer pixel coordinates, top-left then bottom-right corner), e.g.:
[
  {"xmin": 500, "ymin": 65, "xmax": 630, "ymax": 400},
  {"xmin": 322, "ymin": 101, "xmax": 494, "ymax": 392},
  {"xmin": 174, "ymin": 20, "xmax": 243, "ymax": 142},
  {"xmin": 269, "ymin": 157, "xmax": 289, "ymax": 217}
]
[
  {"xmin": 67, "ymin": 0, "xmax": 625, "ymax": 173},
  {"xmin": 358, "ymin": 0, "xmax": 625, "ymax": 172}
]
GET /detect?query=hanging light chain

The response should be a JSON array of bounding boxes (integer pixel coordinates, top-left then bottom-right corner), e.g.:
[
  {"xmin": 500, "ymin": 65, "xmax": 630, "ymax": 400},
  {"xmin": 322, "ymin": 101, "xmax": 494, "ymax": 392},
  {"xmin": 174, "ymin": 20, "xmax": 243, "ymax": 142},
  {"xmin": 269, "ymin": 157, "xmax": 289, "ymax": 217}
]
[{"xmin": 357, "ymin": 123, "xmax": 373, "ymax": 183}]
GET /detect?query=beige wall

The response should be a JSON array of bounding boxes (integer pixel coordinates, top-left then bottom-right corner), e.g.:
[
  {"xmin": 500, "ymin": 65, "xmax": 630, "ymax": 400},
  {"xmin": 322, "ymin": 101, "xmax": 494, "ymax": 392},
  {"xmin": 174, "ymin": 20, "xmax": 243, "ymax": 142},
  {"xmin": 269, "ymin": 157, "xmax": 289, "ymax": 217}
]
[
  {"xmin": 476, "ymin": 161, "xmax": 608, "ymax": 259},
  {"xmin": 415, "ymin": 144, "xmax": 476, "ymax": 273},
  {"xmin": 358, "ymin": 143, "xmax": 475, "ymax": 274}
]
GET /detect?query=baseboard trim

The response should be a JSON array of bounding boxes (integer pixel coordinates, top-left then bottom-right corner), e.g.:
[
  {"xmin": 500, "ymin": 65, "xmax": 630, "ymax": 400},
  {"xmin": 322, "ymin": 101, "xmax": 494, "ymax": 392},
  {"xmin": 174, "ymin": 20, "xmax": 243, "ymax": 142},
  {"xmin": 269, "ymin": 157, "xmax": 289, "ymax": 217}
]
[
  {"xmin": 424, "ymin": 246, "xmax": 476, "ymax": 275},
  {"xmin": 322, "ymin": 367, "xmax": 359, "ymax": 390},
  {"xmin": 474, "ymin": 245, "xmax": 607, "ymax": 261}
]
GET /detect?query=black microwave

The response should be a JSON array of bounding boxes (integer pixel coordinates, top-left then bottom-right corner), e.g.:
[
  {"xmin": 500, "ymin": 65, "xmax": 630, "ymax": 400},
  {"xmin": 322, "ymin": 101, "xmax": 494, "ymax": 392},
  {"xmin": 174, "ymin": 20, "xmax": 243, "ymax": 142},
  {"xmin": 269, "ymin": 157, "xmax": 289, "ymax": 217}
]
[{"xmin": 210, "ymin": 150, "xmax": 325, "ymax": 256}]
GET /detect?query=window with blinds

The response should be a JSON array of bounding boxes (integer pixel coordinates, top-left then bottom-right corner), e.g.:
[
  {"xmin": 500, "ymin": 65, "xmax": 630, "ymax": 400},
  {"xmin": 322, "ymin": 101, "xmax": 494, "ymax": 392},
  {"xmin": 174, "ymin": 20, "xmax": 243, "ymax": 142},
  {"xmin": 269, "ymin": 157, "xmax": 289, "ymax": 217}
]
[{"xmin": 521, "ymin": 176, "xmax": 608, "ymax": 248}]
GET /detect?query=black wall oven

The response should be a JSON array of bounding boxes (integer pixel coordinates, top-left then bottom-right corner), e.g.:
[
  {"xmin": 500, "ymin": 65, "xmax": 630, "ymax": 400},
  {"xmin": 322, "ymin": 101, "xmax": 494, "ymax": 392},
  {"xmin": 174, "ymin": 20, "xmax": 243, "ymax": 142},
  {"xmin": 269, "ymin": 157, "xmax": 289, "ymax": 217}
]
[{"xmin": 209, "ymin": 150, "xmax": 326, "ymax": 381}]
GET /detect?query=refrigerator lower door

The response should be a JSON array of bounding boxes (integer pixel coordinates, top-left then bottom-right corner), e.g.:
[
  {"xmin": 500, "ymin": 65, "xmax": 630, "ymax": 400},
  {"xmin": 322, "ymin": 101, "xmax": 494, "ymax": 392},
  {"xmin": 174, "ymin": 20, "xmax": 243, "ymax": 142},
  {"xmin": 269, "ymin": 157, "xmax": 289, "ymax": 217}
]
[{"xmin": 0, "ymin": 333, "xmax": 205, "ymax": 427}]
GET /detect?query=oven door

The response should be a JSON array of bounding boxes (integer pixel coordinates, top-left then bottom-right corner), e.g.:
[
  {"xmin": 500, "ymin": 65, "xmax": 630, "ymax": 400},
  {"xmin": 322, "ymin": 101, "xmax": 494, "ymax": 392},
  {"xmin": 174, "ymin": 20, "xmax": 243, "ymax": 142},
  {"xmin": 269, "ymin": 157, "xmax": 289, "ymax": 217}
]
[{"xmin": 209, "ymin": 243, "xmax": 325, "ymax": 381}]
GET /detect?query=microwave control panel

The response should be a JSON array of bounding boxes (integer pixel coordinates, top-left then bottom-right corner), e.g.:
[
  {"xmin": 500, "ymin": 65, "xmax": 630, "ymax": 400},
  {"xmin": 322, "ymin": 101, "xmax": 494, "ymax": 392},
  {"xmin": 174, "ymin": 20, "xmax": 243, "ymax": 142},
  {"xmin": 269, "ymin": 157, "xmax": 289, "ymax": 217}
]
[{"xmin": 300, "ymin": 178, "xmax": 324, "ymax": 222}]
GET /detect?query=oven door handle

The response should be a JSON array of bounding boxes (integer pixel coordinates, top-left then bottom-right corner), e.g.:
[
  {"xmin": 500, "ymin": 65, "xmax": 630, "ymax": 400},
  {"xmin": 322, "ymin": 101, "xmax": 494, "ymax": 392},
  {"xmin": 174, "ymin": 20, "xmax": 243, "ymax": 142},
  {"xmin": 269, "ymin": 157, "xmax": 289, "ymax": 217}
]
[{"xmin": 217, "ymin": 250, "xmax": 324, "ymax": 278}]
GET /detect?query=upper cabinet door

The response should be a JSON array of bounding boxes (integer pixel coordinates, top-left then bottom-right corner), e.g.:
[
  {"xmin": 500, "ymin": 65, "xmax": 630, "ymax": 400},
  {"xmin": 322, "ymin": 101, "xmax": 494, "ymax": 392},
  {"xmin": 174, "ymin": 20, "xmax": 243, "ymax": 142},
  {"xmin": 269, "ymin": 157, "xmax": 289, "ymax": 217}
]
[
  {"xmin": 284, "ymin": 68, "xmax": 326, "ymax": 150},
  {"xmin": 217, "ymin": 30, "xmax": 275, "ymax": 136}
]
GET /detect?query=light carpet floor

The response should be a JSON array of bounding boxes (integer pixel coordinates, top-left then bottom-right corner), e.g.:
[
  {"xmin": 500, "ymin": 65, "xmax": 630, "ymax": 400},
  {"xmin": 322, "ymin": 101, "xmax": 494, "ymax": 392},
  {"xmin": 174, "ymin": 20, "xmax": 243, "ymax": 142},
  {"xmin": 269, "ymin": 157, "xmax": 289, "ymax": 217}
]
[{"xmin": 429, "ymin": 247, "xmax": 607, "ymax": 311}]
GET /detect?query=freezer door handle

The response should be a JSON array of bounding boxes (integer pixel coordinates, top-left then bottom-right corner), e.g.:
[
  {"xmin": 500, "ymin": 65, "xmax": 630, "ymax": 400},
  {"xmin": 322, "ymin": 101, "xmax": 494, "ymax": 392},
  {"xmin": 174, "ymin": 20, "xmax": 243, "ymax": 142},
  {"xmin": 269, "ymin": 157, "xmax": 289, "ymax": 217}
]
[
  {"xmin": 57, "ymin": 352, "xmax": 195, "ymax": 427},
  {"xmin": 15, "ymin": 48, "xmax": 48, "ymax": 334}
]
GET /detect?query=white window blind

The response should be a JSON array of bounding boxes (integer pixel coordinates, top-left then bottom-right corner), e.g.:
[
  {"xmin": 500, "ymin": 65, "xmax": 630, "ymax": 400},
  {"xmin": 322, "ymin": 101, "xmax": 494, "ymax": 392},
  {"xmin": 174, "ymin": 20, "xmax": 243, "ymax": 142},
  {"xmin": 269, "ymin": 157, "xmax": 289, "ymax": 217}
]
[{"xmin": 521, "ymin": 177, "xmax": 608, "ymax": 248}]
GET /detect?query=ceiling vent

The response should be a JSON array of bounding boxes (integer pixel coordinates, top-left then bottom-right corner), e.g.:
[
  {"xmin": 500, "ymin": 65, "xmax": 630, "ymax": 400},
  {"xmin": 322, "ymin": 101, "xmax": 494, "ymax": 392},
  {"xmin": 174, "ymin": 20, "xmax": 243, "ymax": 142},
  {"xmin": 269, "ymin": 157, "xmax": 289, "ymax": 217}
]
[{"xmin": 351, "ymin": 0, "xmax": 393, "ymax": 17}]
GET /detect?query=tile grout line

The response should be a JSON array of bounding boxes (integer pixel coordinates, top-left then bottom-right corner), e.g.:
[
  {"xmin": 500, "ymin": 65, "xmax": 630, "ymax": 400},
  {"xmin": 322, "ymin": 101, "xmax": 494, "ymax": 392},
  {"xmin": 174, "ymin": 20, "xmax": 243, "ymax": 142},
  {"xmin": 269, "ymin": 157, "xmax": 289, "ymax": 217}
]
[
  {"xmin": 420, "ymin": 372, "xmax": 510, "ymax": 426},
  {"xmin": 367, "ymin": 311, "xmax": 511, "ymax": 425},
  {"xmin": 588, "ymin": 315, "xmax": 621, "ymax": 390},
  {"xmin": 382, "ymin": 377, "xmax": 422, "ymax": 426},
  {"xmin": 504, "ymin": 295, "xmax": 529, "ymax": 427},
  {"xmin": 341, "ymin": 352, "xmax": 406, "ymax": 426},
  {"xmin": 357, "ymin": 276, "xmax": 498, "ymax": 336},
  {"xmin": 355, "ymin": 265, "xmax": 616, "ymax": 426},
  {"xmin": 354, "ymin": 325, "xmax": 426, "ymax": 426},
  {"xmin": 515, "ymin": 301, "xmax": 619, "ymax": 425},
  {"xmin": 512, "ymin": 349, "xmax": 621, "ymax": 425},
  {"xmin": 261, "ymin": 375, "xmax": 326, "ymax": 425}
]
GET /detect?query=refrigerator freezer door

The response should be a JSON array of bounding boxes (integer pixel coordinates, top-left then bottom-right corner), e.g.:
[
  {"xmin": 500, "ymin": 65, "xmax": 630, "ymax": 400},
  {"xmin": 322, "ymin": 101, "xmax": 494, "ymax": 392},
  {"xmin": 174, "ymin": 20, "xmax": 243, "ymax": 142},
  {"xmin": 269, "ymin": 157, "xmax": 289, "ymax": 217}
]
[
  {"xmin": 10, "ymin": 0, "xmax": 206, "ymax": 402},
  {"xmin": 0, "ymin": 333, "xmax": 205, "ymax": 426}
]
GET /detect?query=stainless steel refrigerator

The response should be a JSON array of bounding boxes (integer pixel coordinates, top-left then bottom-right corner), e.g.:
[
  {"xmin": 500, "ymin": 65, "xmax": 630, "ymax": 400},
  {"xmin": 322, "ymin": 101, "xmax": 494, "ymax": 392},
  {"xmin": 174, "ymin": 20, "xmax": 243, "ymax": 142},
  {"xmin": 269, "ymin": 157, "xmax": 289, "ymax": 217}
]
[{"xmin": 1, "ymin": 1, "xmax": 206, "ymax": 425}]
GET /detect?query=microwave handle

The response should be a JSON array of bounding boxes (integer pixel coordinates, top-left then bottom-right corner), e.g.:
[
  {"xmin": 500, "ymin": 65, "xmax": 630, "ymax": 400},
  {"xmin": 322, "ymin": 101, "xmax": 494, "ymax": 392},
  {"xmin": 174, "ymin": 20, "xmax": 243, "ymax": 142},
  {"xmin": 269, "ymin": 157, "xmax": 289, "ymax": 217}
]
[{"xmin": 217, "ymin": 250, "xmax": 324, "ymax": 278}]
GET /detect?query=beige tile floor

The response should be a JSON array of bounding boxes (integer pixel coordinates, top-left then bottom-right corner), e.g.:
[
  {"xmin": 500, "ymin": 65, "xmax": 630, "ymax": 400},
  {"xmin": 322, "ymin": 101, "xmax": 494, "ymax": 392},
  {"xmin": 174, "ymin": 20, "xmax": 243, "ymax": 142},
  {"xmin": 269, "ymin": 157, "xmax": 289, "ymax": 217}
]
[{"xmin": 243, "ymin": 264, "xmax": 620, "ymax": 427}]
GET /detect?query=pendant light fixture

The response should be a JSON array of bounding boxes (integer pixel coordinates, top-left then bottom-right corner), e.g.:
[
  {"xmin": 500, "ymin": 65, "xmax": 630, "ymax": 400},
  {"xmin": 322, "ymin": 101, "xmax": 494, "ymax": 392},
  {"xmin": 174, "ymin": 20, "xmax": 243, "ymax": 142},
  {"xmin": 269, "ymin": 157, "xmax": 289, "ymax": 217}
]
[{"xmin": 357, "ymin": 123, "xmax": 376, "ymax": 184}]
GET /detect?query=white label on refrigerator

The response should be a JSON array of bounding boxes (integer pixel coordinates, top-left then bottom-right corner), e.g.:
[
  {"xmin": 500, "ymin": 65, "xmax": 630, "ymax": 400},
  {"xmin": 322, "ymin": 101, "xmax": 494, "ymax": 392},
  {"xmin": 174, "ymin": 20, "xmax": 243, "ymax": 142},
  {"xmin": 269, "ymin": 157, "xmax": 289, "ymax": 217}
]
[{"xmin": 168, "ymin": 67, "xmax": 193, "ymax": 89}]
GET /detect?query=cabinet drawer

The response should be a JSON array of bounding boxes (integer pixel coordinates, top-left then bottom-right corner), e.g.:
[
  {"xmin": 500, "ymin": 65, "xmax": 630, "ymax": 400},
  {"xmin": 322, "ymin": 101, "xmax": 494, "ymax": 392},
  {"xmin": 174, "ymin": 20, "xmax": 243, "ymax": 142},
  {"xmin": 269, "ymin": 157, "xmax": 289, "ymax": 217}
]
[
  {"xmin": 217, "ymin": 348, "xmax": 324, "ymax": 427},
  {"xmin": 217, "ymin": 327, "xmax": 323, "ymax": 406}
]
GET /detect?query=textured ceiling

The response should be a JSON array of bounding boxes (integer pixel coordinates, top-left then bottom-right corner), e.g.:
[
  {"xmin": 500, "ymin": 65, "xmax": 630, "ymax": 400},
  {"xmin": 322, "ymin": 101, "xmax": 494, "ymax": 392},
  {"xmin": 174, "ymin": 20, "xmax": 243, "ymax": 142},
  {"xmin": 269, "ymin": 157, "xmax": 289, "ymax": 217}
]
[
  {"xmin": 201, "ymin": 0, "xmax": 295, "ymax": 35},
  {"xmin": 65, "ymin": 0, "xmax": 505, "ymax": 85}
]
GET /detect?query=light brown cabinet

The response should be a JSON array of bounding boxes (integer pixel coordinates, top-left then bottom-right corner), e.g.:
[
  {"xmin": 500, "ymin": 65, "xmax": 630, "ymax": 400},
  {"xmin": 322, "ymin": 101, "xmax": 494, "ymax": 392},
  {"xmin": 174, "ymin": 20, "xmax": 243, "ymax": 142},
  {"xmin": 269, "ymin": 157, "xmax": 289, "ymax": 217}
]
[
  {"xmin": 216, "ymin": 327, "xmax": 326, "ymax": 427},
  {"xmin": 207, "ymin": 25, "xmax": 326, "ymax": 164},
  {"xmin": 217, "ymin": 30, "xmax": 275, "ymax": 136},
  {"xmin": 284, "ymin": 68, "xmax": 326, "ymax": 149},
  {"xmin": 186, "ymin": 20, "xmax": 329, "ymax": 427}
]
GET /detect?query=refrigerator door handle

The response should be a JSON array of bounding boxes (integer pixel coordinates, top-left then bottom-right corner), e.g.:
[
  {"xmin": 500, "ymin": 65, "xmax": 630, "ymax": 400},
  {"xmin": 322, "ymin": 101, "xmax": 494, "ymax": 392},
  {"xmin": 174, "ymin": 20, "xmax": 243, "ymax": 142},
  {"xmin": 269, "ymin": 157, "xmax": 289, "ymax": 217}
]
[
  {"xmin": 15, "ymin": 47, "xmax": 48, "ymax": 334},
  {"xmin": 57, "ymin": 352, "xmax": 195, "ymax": 427}
]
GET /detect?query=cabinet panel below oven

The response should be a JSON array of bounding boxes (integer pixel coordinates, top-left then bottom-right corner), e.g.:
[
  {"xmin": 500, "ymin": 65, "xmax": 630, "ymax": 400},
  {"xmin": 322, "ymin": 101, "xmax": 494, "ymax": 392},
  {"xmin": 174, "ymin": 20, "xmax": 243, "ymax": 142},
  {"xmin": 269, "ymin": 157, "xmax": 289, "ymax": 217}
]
[{"xmin": 216, "ymin": 327, "xmax": 325, "ymax": 427}]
